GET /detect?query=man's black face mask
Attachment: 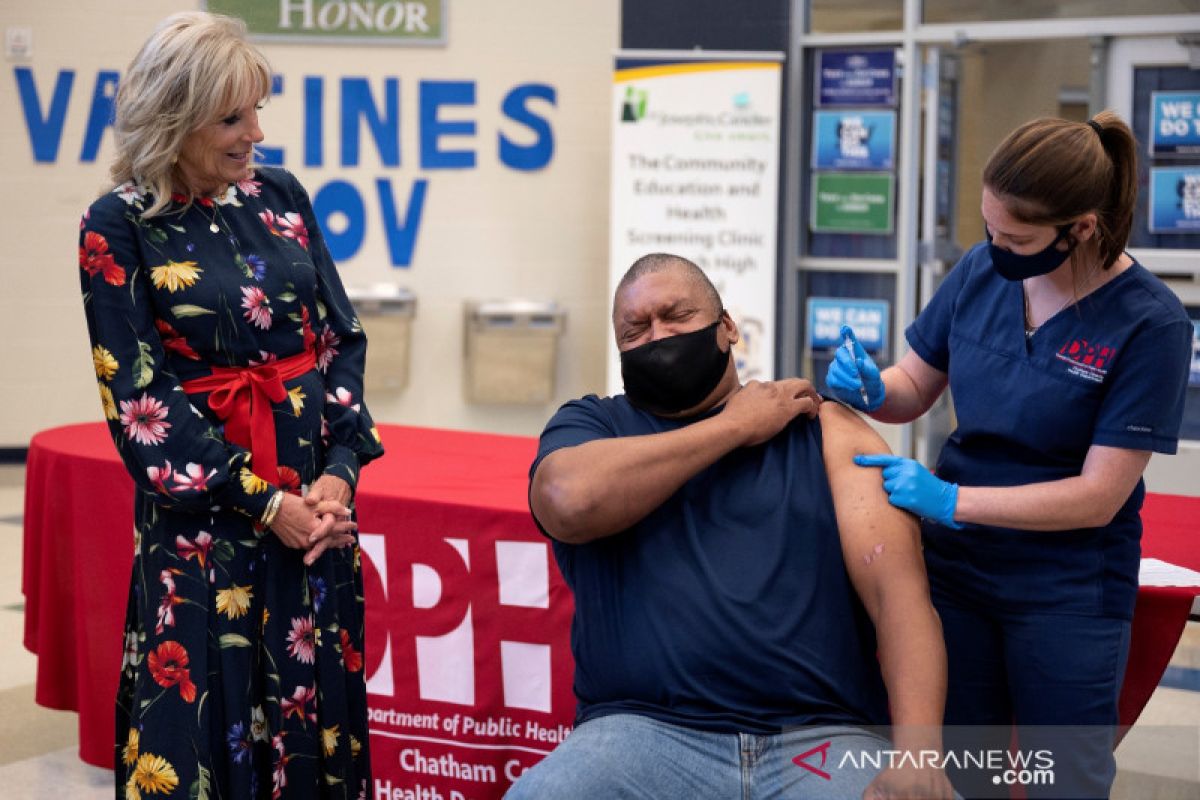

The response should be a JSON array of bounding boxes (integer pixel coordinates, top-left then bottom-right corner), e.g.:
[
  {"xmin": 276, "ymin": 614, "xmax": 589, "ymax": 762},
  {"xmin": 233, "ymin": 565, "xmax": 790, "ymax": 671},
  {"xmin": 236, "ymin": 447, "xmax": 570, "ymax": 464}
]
[{"xmin": 619, "ymin": 319, "xmax": 729, "ymax": 416}]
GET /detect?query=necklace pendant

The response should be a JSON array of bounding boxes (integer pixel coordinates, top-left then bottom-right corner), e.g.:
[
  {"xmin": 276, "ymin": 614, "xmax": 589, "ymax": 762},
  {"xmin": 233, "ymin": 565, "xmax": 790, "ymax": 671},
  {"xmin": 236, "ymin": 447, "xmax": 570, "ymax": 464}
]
[{"xmin": 209, "ymin": 222, "xmax": 220, "ymax": 234}]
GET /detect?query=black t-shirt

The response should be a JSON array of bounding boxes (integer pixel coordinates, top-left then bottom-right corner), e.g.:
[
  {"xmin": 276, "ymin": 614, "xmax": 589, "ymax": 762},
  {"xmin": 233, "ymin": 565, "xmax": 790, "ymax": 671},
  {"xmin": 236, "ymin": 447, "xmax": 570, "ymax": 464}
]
[{"xmin": 531, "ymin": 394, "xmax": 888, "ymax": 733}]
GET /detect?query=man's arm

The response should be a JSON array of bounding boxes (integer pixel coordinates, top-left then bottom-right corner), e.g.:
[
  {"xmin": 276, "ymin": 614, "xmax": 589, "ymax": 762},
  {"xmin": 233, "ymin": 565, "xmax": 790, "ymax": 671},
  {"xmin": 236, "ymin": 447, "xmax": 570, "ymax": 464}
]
[
  {"xmin": 819, "ymin": 402, "xmax": 953, "ymax": 799},
  {"xmin": 531, "ymin": 379, "xmax": 819, "ymax": 544}
]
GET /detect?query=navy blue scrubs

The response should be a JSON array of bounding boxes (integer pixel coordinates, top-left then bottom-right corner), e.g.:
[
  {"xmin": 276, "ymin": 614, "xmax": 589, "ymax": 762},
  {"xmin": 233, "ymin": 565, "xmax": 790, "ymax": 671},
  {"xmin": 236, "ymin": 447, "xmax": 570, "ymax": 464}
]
[{"xmin": 907, "ymin": 242, "xmax": 1192, "ymax": 797}]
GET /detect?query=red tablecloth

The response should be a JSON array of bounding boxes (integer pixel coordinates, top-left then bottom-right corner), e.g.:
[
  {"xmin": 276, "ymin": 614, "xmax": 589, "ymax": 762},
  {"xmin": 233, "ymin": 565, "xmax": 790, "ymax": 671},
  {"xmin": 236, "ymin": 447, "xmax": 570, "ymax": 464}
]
[
  {"xmin": 22, "ymin": 422, "xmax": 1200, "ymax": 797},
  {"xmin": 1118, "ymin": 493, "xmax": 1200, "ymax": 729},
  {"xmin": 23, "ymin": 422, "xmax": 576, "ymax": 798}
]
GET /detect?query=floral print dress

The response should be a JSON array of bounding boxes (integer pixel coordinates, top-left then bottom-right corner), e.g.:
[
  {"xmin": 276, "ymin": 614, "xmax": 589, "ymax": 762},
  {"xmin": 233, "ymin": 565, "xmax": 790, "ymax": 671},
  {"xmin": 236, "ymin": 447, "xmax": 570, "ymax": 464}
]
[{"xmin": 78, "ymin": 167, "xmax": 384, "ymax": 800}]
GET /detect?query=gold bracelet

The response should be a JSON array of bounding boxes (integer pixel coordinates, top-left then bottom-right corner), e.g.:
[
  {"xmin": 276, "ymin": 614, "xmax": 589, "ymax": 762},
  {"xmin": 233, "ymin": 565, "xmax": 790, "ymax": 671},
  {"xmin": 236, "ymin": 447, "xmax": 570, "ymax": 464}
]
[
  {"xmin": 260, "ymin": 490, "xmax": 284, "ymax": 528},
  {"xmin": 264, "ymin": 490, "xmax": 283, "ymax": 526}
]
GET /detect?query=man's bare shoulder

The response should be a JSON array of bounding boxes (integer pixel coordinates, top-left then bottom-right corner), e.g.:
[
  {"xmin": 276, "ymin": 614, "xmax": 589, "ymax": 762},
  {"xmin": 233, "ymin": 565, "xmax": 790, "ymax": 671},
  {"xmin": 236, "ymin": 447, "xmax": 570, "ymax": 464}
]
[{"xmin": 818, "ymin": 400, "xmax": 891, "ymax": 458}]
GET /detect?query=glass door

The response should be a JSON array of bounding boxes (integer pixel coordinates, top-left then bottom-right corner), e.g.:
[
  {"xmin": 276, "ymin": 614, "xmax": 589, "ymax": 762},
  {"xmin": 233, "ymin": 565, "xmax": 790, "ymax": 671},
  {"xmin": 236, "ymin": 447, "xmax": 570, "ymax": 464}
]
[
  {"xmin": 1107, "ymin": 35, "xmax": 1200, "ymax": 494},
  {"xmin": 785, "ymin": 0, "xmax": 1200, "ymax": 462},
  {"xmin": 913, "ymin": 45, "xmax": 959, "ymax": 465}
]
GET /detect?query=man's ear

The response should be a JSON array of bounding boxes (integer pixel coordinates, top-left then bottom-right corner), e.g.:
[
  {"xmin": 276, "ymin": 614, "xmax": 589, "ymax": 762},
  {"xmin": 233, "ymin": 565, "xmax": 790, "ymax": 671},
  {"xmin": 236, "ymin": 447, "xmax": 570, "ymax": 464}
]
[{"xmin": 720, "ymin": 309, "xmax": 740, "ymax": 346}]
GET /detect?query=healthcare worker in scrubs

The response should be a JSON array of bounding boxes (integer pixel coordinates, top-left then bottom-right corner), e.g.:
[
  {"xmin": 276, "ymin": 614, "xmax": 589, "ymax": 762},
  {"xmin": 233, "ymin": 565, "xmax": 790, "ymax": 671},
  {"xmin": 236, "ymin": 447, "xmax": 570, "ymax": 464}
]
[{"xmin": 826, "ymin": 112, "xmax": 1192, "ymax": 798}]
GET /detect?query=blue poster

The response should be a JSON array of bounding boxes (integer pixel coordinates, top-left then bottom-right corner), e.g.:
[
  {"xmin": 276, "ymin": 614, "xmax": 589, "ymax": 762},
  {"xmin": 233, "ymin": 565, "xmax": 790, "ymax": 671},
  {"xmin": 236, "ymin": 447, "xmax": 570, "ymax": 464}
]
[
  {"xmin": 1191, "ymin": 321, "xmax": 1200, "ymax": 388},
  {"xmin": 817, "ymin": 50, "xmax": 897, "ymax": 107},
  {"xmin": 1149, "ymin": 167, "xmax": 1200, "ymax": 233},
  {"xmin": 1150, "ymin": 91, "xmax": 1200, "ymax": 157},
  {"xmin": 807, "ymin": 298, "xmax": 889, "ymax": 354},
  {"xmin": 811, "ymin": 110, "xmax": 895, "ymax": 170}
]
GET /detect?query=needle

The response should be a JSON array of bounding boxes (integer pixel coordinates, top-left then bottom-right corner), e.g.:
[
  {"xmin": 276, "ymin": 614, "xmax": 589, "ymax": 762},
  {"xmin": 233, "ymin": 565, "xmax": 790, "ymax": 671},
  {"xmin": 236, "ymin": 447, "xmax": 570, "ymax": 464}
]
[{"xmin": 843, "ymin": 330, "xmax": 870, "ymax": 408}]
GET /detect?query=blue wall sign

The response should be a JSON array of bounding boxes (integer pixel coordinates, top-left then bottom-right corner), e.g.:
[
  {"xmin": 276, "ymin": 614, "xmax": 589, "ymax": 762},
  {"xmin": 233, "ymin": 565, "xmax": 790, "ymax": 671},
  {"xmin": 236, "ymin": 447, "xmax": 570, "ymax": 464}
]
[
  {"xmin": 13, "ymin": 66, "xmax": 557, "ymax": 268},
  {"xmin": 816, "ymin": 50, "xmax": 896, "ymax": 107},
  {"xmin": 1191, "ymin": 320, "xmax": 1200, "ymax": 388},
  {"xmin": 1149, "ymin": 167, "xmax": 1200, "ymax": 233},
  {"xmin": 807, "ymin": 297, "xmax": 889, "ymax": 354},
  {"xmin": 811, "ymin": 109, "xmax": 895, "ymax": 170},
  {"xmin": 1150, "ymin": 91, "xmax": 1200, "ymax": 157}
]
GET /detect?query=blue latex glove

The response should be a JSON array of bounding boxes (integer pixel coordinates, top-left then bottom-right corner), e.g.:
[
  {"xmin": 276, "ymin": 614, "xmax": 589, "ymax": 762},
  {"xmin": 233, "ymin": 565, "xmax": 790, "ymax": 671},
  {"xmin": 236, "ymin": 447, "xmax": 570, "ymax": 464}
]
[
  {"xmin": 825, "ymin": 325, "xmax": 885, "ymax": 412},
  {"xmin": 854, "ymin": 454, "xmax": 962, "ymax": 529}
]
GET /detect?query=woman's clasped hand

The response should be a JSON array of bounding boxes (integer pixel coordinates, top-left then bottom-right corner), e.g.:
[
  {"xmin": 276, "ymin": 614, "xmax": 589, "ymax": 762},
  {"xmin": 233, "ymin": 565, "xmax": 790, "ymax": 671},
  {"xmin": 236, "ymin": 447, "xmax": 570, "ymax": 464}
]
[{"xmin": 267, "ymin": 476, "xmax": 359, "ymax": 566}]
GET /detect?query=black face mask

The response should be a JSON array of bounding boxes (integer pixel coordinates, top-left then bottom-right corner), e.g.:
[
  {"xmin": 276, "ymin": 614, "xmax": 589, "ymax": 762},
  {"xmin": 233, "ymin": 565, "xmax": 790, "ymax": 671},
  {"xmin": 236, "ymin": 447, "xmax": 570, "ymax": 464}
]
[
  {"xmin": 987, "ymin": 223, "xmax": 1076, "ymax": 281},
  {"xmin": 620, "ymin": 320, "xmax": 729, "ymax": 416}
]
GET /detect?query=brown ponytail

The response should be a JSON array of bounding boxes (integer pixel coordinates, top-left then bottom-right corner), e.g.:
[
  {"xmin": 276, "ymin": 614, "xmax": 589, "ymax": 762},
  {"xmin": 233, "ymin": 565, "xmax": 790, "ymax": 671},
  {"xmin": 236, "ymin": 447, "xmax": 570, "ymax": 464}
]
[
  {"xmin": 1088, "ymin": 111, "xmax": 1138, "ymax": 269},
  {"xmin": 982, "ymin": 110, "xmax": 1138, "ymax": 271}
]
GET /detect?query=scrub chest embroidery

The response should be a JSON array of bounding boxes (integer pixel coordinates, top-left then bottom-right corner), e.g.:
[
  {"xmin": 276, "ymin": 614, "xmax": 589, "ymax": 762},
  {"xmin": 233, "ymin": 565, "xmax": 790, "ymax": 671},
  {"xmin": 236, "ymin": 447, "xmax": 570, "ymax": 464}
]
[{"xmin": 1055, "ymin": 338, "xmax": 1117, "ymax": 384}]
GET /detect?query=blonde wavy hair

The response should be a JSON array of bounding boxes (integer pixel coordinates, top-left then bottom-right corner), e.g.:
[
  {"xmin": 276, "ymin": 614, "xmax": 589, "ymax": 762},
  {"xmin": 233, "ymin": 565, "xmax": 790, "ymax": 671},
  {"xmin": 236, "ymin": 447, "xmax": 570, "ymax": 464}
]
[{"xmin": 109, "ymin": 11, "xmax": 272, "ymax": 217}]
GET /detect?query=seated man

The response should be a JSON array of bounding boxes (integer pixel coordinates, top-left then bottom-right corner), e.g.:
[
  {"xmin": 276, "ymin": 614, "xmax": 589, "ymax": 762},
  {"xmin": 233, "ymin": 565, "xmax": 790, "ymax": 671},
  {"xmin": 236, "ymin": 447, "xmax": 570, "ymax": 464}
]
[{"xmin": 507, "ymin": 253, "xmax": 953, "ymax": 800}]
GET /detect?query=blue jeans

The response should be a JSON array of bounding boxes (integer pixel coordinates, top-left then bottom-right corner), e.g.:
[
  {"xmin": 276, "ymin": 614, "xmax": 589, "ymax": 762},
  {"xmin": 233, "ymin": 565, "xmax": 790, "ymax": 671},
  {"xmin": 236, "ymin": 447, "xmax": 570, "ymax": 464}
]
[{"xmin": 504, "ymin": 713, "xmax": 893, "ymax": 799}]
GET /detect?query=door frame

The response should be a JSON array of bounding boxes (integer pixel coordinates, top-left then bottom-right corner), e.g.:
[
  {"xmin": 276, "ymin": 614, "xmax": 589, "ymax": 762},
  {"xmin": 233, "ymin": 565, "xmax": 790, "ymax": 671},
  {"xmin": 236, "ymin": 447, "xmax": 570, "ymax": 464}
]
[
  {"xmin": 1107, "ymin": 35, "xmax": 1200, "ymax": 280},
  {"xmin": 782, "ymin": 1, "xmax": 1200, "ymax": 457}
]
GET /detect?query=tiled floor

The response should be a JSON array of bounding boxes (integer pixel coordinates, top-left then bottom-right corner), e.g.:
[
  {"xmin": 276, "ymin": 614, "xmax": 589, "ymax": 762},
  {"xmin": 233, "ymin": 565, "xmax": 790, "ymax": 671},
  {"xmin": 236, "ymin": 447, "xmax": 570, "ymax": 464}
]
[
  {"xmin": 2, "ymin": 462, "xmax": 1197, "ymax": 797},
  {"xmin": 0, "ymin": 464, "xmax": 108, "ymax": 797}
]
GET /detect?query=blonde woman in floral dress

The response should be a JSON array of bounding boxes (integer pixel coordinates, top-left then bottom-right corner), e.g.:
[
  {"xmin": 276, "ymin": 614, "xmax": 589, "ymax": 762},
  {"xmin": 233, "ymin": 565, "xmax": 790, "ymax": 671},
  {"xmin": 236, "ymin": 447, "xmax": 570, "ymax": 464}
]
[{"xmin": 79, "ymin": 12, "xmax": 383, "ymax": 799}]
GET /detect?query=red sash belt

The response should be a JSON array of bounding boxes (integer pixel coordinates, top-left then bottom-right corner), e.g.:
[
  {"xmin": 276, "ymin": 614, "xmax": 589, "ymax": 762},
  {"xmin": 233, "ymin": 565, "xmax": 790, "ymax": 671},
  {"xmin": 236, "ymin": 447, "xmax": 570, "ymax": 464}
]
[{"xmin": 181, "ymin": 347, "xmax": 315, "ymax": 485}]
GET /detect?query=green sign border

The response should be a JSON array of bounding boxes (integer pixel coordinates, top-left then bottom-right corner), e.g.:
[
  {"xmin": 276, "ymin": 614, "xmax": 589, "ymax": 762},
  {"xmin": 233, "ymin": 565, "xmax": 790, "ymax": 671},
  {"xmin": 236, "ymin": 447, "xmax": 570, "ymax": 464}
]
[
  {"xmin": 203, "ymin": 0, "xmax": 446, "ymax": 46},
  {"xmin": 810, "ymin": 172, "xmax": 895, "ymax": 235}
]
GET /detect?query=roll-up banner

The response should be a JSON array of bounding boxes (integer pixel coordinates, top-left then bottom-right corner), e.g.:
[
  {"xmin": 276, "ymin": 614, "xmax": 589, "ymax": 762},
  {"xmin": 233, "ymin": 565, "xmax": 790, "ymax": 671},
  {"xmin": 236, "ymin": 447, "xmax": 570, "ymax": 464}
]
[{"xmin": 608, "ymin": 51, "xmax": 784, "ymax": 394}]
